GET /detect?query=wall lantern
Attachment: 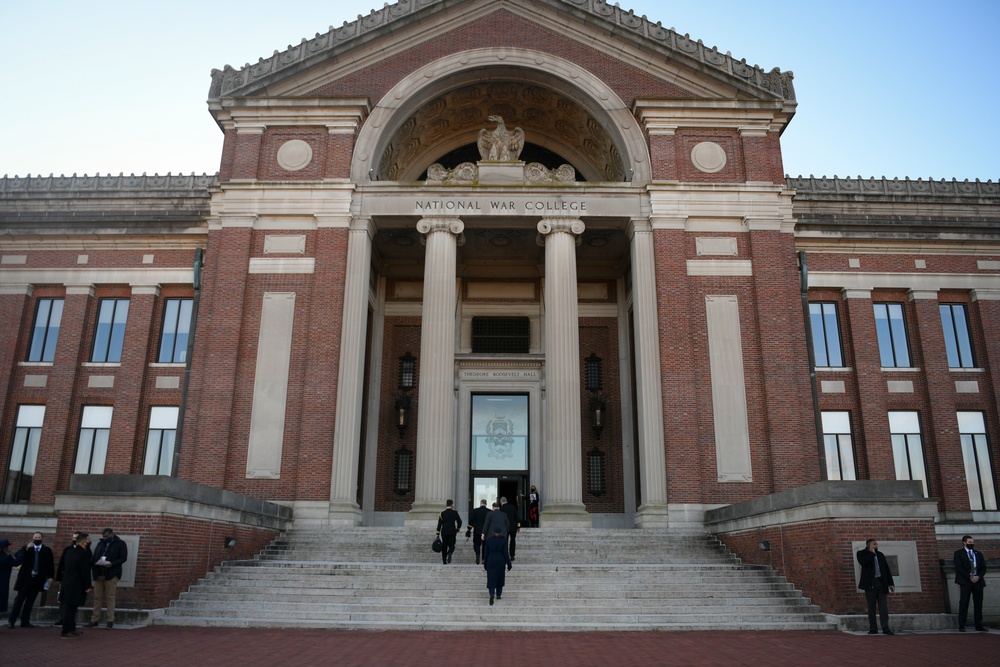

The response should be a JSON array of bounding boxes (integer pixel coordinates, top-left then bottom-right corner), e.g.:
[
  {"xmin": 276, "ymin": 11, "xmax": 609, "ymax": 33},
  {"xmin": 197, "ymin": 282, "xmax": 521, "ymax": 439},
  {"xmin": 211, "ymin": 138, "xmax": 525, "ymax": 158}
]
[
  {"xmin": 587, "ymin": 446, "xmax": 605, "ymax": 496},
  {"xmin": 395, "ymin": 446, "xmax": 413, "ymax": 495},
  {"xmin": 393, "ymin": 393, "xmax": 411, "ymax": 438},
  {"xmin": 398, "ymin": 351, "xmax": 416, "ymax": 391},
  {"xmin": 223, "ymin": 537, "xmax": 236, "ymax": 549},
  {"xmin": 585, "ymin": 352, "xmax": 607, "ymax": 439}
]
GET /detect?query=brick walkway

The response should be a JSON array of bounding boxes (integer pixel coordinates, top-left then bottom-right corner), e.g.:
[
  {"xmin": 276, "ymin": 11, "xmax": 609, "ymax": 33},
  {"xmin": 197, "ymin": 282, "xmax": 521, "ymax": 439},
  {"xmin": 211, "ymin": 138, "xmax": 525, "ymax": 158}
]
[{"xmin": 3, "ymin": 627, "xmax": 999, "ymax": 666}]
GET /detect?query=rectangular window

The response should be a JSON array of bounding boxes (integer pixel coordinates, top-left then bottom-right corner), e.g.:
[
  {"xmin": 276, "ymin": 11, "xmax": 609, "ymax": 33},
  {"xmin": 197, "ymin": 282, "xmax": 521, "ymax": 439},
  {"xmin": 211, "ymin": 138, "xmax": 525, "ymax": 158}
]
[
  {"xmin": 940, "ymin": 304, "xmax": 975, "ymax": 368},
  {"xmin": 471, "ymin": 317, "xmax": 531, "ymax": 354},
  {"xmin": 144, "ymin": 406, "xmax": 179, "ymax": 475},
  {"xmin": 874, "ymin": 303, "xmax": 911, "ymax": 367},
  {"xmin": 958, "ymin": 412, "xmax": 997, "ymax": 511},
  {"xmin": 888, "ymin": 411, "xmax": 928, "ymax": 496},
  {"xmin": 92, "ymin": 298, "xmax": 130, "ymax": 363},
  {"xmin": 821, "ymin": 411, "xmax": 857, "ymax": 480},
  {"xmin": 809, "ymin": 303, "xmax": 844, "ymax": 367},
  {"xmin": 74, "ymin": 406, "xmax": 113, "ymax": 475},
  {"xmin": 158, "ymin": 298, "xmax": 193, "ymax": 363},
  {"xmin": 27, "ymin": 298, "xmax": 63, "ymax": 362},
  {"xmin": 2, "ymin": 405, "xmax": 45, "ymax": 503}
]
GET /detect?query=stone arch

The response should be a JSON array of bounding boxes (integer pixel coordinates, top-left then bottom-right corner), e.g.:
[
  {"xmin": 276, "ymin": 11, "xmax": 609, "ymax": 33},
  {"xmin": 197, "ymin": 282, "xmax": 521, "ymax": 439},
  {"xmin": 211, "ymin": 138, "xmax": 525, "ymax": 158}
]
[{"xmin": 350, "ymin": 49, "xmax": 650, "ymax": 184}]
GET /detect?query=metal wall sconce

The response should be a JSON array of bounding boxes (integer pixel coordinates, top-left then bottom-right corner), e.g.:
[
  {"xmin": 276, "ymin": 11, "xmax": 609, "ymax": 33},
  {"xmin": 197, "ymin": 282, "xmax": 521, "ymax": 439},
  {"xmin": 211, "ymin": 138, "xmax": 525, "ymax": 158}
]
[
  {"xmin": 587, "ymin": 446, "xmax": 605, "ymax": 496},
  {"xmin": 758, "ymin": 540, "xmax": 771, "ymax": 551},
  {"xmin": 223, "ymin": 537, "xmax": 236, "ymax": 549},
  {"xmin": 395, "ymin": 446, "xmax": 413, "ymax": 495},
  {"xmin": 394, "ymin": 393, "xmax": 411, "ymax": 438},
  {"xmin": 398, "ymin": 351, "xmax": 416, "ymax": 391},
  {"xmin": 585, "ymin": 352, "xmax": 607, "ymax": 439}
]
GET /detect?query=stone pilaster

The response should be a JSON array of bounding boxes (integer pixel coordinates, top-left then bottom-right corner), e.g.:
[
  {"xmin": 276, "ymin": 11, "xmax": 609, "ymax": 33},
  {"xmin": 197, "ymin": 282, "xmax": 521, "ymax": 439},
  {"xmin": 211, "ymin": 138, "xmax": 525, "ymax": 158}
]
[
  {"xmin": 537, "ymin": 218, "xmax": 590, "ymax": 525},
  {"xmin": 628, "ymin": 219, "xmax": 670, "ymax": 527},
  {"xmin": 407, "ymin": 217, "xmax": 464, "ymax": 524},
  {"xmin": 329, "ymin": 218, "xmax": 373, "ymax": 525}
]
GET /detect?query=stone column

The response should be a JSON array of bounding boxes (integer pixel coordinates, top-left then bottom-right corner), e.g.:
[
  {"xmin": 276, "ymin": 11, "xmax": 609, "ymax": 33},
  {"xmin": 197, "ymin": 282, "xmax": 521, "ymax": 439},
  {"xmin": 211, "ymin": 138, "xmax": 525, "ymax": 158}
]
[
  {"xmin": 329, "ymin": 217, "xmax": 374, "ymax": 525},
  {"xmin": 629, "ymin": 218, "xmax": 670, "ymax": 527},
  {"xmin": 537, "ymin": 218, "xmax": 590, "ymax": 525},
  {"xmin": 407, "ymin": 217, "xmax": 464, "ymax": 524}
]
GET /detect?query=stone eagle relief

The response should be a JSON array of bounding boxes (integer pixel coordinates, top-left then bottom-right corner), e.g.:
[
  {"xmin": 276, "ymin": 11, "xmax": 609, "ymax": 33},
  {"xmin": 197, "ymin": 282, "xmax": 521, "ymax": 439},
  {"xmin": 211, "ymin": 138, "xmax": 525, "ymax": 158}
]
[{"xmin": 477, "ymin": 115, "xmax": 525, "ymax": 161}]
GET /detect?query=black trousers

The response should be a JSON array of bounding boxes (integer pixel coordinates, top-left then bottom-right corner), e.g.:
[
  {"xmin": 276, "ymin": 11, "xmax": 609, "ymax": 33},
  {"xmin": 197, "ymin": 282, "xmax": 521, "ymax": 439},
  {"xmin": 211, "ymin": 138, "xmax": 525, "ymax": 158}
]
[
  {"xmin": 507, "ymin": 530, "xmax": 517, "ymax": 559},
  {"xmin": 8, "ymin": 579, "xmax": 43, "ymax": 625},
  {"xmin": 865, "ymin": 580, "xmax": 890, "ymax": 632},
  {"xmin": 958, "ymin": 581, "xmax": 985, "ymax": 629},
  {"xmin": 441, "ymin": 534, "xmax": 456, "ymax": 563},
  {"xmin": 472, "ymin": 533, "xmax": 483, "ymax": 559},
  {"xmin": 59, "ymin": 600, "xmax": 80, "ymax": 635}
]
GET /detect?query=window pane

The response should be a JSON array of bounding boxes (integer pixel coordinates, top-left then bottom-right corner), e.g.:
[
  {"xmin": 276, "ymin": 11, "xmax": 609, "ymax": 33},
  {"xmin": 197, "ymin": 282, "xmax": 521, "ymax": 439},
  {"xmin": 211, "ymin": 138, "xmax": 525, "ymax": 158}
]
[
  {"xmin": 888, "ymin": 411, "xmax": 919, "ymax": 433},
  {"xmin": 957, "ymin": 411, "xmax": 985, "ymax": 433},
  {"xmin": 158, "ymin": 299, "xmax": 179, "ymax": 362},
  {"xmin": 108, "ymin": 299, "xmax": 129, "ymax": 362},
  {"xmin": 149, "ymin": 406, "xmax": 179, "ymax": 429},
  {"xmin": 941, "ymin": 304, "xmax": 974, "ymax": 368},
  {"xmin": 809, "ymin": 304, "xmax": 828, "ymax": 367},
  {"xmin": 974, "ymin": 435, "xmax": 997, "ymax": 510},
  {"xmin": 887, "ymin": 304, "xmax": 909, "ymax": 366},
  {"xmin": 81, "ymin": 405, "xmax": 113, "ymax": 428},
  {"xmin": 17, "ymin": 405, "xmax": 46, "ymax": 427},
  {"xmin": 839, "ymin": 435, "xmax": 857, "ymax": 480},
  {"xmin": 874, "ymin": 304, "xmax": 895, "ymax": 366},
  {"xmin": 75, "ymin": 429, "xmax": 95, "ymax": 474},
  {"xmin": 940, "ymin": 305, "xmax": 960, "ymax": 368},
  {"xmin": 92, "ymin": 300, "xmax": 114, "ymax": 362},
  {"xmin": 822, "ymin": 411, "xmax": 850, "ymax": 433},
  {"xmin": 822, "ymin": 305, "xmax": 843, "ymax": 366}
]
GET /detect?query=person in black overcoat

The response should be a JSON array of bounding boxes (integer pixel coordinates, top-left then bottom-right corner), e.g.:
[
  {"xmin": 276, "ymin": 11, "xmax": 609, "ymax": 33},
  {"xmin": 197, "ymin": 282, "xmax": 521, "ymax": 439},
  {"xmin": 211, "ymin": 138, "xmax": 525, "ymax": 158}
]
[
  {"xmin": 483, "ymin": 528, "xmax": 512, "ymax": 605},
  {"xmin": 500, "ymin": 496, "xmax": 519, "ymax": 560},
  {"xmin": 59, "ymin": 532, "xmax": 92, "ymax": 638},
  {"xmin": 856, "ymin": 538, "xmax": 895, "ymax": 635},
  {"xmin": 467, "ymin": 499, "xmax": 491, "ymax": 565},
  {"xmin": 0, "ymin": 539, "xmax": 24, "ymax": 613},
  {"xmin": 436, "ymin": 500, "xmax": 463, "ymax": 565},
  {"xmin": 954, "ymin": 534, "xmax": 989, "ymax": 631},
  {"xmin": 8, "ymin": 531, "xmax": 55, "ymax": 628}
]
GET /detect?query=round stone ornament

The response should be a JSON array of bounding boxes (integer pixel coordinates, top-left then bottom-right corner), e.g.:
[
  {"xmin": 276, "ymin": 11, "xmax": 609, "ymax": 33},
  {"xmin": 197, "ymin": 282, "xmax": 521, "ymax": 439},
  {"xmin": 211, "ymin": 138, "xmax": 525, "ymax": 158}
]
[
  {"xmin": 276, "ymin": 140, "xmax": 313, "ymax": 172},
  {"xmin": 691, "ymin": 141, "xmax": 727, "ymax": 173}
]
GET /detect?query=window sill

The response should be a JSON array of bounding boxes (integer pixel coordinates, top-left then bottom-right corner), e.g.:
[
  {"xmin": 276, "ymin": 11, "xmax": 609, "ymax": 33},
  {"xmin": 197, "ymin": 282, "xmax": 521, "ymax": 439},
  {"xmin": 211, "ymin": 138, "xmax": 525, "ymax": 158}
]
[
  {"xmin": 18, "ymin": 361, "xmax": 53, "ymax": 367},
  {"xmin": 81, "ymin": 362, "xmax": 122, "ymax": 368},
  {"xmin": 148, "ymin": 362, "xmax": 186, "ymax": 368},
  {"xmin": 880, "ymin": 367, "xmax": 920, "ymax": 373},
  {"xmin": 949, "ymin": 367, "xmax": 984, "ymax": 373}
]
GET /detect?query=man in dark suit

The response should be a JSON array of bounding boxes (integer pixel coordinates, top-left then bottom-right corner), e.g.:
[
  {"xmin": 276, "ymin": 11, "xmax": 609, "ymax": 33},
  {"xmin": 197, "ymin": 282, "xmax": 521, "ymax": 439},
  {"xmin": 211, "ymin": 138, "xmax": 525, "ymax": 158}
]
[
  {"xmin": 481, "ymin": 502, "xmax": 509, "ymax": 544},
  {"xmin": 857, "ymin": 538, "xmax": 895, "ymax": 635},
  {"xmin": 467, "ymin": 499, "xmax": 491, "ymax": 565},
  {"xmin": 7, "ymin": 531, "xmax": 55, "ymax": 628},
  {"xmin": 59, "ymin": 532, "xmax": 92, "ymax": 638},
  {"xmin": 954, "ymin": 534, "xmax": 988, "ymax": 632},
  {"xmin": 500, "ymin": 496, "xmax": 519, "ymax": 560},
  {"xmin": 436, "ymin": 500, "xmax": 463, "ymax": 565}
]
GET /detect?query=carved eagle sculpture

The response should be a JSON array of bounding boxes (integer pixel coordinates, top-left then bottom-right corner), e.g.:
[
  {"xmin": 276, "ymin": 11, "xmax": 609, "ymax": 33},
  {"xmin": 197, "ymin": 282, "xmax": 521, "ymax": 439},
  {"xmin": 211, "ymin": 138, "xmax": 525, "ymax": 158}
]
[{"xmin": 477, "ymin": 115, "xmax": 525, "ymax": 161}]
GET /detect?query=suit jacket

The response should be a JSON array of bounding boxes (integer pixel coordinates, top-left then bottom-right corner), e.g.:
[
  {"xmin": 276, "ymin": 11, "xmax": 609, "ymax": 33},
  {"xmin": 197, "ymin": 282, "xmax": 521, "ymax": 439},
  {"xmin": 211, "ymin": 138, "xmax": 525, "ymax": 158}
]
[
  {"xmin": 60, "ymin": 545, "xmax": 92, "ymax": 606},
  {"xmin": 14, "ymin": 544, "xmax": 55, "ymax": 591},
  {"xmin": 501, "ymin": 502, "xmax": 519, "ymax": 534},
  {"xmin": 857, "ymin": 548, "xmax": 894, "ymax": 590},
  {"xmin": 469, "ymin": 505, "xmax": 490, "ymax": 534},
  {"xmin": 481, "ymin": 509, "xmax": 509, "ymax": 538},
  {"xmin": 954, "ymin": 547, "xmax": 988, "ymax": 587},
  {"xmin": 436, "ymin": 508, "xmax": 463, "ymax": 536}
]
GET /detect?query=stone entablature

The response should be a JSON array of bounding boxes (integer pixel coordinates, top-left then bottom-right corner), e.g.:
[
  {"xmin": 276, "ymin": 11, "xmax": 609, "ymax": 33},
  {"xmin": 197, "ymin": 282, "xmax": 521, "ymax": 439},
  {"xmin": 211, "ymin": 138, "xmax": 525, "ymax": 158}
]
[
  {"xmin": 208, "ymin": 0, "xmax": 795, "ymax": 103},
  {"xmin": 787, "ymin": 176, "xmax": 1000, "ymax": 201}
]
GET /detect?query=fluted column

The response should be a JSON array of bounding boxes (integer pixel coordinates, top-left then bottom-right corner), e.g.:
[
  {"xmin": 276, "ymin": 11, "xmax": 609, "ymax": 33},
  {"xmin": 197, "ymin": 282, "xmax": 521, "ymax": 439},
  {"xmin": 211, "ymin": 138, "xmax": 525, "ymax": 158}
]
[
  {"xmin": 629, "ymin": 218, "xmax": 670, "ymax": 527},
  {"xmin": 537, "ymin": 218, "xmax": 590, "ymax": 525},
  {"xmin": 407, "ymin": 217, "xmax": 464, "ymax": 523},
  {"xmin": 329, "ymin": 217, "xmax": 373, "ymax": 525}
]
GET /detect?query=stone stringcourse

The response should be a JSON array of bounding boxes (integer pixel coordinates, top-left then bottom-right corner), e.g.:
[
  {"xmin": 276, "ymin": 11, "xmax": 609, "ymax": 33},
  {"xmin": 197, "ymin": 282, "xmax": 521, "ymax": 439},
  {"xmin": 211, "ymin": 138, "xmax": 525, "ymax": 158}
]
[
  {"xmin": 208, "ymin": 0, "xmax": 796, "ymax": 102},
  {"xmin": 786, "ymin": 175, "xmax": 1000, "ymax": 200}
]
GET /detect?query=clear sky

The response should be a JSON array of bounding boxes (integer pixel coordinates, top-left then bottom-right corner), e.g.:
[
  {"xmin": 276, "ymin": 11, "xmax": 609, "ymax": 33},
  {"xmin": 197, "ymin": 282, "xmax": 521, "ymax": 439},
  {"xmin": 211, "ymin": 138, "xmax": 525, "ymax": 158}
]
[{"xmin": 1, "ymin": 0, "xmax": 996, "ymax": 181}]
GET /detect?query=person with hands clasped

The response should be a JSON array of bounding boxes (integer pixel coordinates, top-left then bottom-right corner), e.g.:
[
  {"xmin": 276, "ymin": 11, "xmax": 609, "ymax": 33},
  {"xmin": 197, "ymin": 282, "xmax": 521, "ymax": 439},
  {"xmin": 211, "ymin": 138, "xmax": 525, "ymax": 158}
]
[
  {"xmin": 857, "ymin": 538, "xmax": 895, "ymax": 635},
  {"xmin": 954, "ymin": 534, "xmax": 988, "ymax": 632},
  {"xmin": 436, "ymin": 500, "xmax": 463, "ymax": 565}
]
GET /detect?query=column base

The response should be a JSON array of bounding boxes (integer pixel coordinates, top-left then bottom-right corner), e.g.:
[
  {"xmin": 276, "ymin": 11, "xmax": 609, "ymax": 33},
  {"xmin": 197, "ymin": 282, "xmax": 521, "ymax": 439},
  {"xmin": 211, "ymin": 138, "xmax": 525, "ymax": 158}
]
[
  {"xmin": 405, "ymin": 501, "xmax": 447, "ymax": 527},
  {"xmin": 635, "ymin": 503, "xmax": 671, "ymax": 529},
  {"xmin": 328, "ymin": 500, "xmax": 363, "ymax": 526},
  {"xmin": 540, "ymin": 502, "xmax": 591, "ymax": 527}
]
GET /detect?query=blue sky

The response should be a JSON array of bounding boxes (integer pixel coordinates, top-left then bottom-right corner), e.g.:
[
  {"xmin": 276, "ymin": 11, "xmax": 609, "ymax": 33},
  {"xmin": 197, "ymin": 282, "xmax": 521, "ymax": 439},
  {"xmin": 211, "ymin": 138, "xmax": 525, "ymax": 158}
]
[{"xmin": 1, "ymin": 0, "xmax": 996, "ymax": 180}]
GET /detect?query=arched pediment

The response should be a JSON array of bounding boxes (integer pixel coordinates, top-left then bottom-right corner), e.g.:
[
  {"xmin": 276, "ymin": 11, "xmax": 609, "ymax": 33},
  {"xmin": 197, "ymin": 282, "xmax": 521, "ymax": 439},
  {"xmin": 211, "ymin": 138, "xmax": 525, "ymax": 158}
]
[{"xmin": 352, "ymin": 50, "xmax": 649, "ymax": 184}]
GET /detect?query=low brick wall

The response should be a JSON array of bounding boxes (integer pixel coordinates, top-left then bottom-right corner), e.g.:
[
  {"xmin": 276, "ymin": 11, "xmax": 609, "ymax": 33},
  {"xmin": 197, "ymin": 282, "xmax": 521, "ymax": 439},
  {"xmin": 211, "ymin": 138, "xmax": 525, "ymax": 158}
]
[
  {"xmin": 52, "ymin": 474, "xmax": 292, "ymax": 609},
  {"xmin": 705, "ymin": 480, "xmax": 944, "ymax": 615}
]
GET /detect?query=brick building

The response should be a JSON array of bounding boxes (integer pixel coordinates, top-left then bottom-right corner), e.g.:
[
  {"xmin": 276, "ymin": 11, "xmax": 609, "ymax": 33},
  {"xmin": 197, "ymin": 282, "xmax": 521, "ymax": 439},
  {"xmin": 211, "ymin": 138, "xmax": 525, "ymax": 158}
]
[{"xmin": 1, "ymin": 0, "xmax": 997, "ymax": 615}]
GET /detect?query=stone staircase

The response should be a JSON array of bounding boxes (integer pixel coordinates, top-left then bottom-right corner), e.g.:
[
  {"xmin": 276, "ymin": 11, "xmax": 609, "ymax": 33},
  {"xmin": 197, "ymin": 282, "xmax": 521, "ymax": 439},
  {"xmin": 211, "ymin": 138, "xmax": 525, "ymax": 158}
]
[{"xmin": 157, "ymin": 527, "xmax": 835, "ymax": 631}]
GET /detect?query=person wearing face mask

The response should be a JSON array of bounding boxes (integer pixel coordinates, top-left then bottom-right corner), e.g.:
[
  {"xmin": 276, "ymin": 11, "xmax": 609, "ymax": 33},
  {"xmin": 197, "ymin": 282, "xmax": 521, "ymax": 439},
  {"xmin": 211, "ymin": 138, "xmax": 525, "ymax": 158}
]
[
  {"xmin": 58, "ymin": 533, "xmax": 92, "ymax": 639},
  {"xmin": 856, "ymin": 538, "xmax": 895, "ymax": 635},
  {"xmin": 954, "ymin": 535, "xmax": 988, "ymax": 632},
  {"xmin": 87, "ymin": 527, "xmax": 128, "ymax": 629},
  {"xmin": 7, "ymin": 532, "xmax": 54, "ymax": 628}
]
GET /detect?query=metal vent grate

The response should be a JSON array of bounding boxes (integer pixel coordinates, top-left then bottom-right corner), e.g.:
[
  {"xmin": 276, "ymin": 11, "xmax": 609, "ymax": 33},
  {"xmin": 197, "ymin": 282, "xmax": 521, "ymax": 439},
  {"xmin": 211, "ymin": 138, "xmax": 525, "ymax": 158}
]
[{"xmin": 471, "ymin": 317, "xmax": 530, "ymax": 354}]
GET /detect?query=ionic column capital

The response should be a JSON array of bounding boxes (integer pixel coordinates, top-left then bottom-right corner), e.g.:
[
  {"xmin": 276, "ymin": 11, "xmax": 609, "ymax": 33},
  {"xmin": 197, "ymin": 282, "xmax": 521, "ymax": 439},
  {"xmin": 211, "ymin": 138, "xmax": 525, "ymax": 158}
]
[
  {"xmin": 416, "ymin": 217, "xmax": 465, "ymax": 237},
  {"xmin": 536, "ymin": 218, "xmax": 585, "ymax": 237}
]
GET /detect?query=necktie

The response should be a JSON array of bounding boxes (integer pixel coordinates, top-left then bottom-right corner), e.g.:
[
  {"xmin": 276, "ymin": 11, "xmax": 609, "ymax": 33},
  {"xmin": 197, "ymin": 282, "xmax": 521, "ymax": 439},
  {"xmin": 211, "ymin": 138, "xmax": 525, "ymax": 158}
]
[
  {"xmin": 969, "ymin": 550, "xmax": 977, "ymax": 576},
  {"xmin": 874, "ymin": 554, "xmax": 881, "ymax": 578},
  {"xmin": 31, "ymin": 547, "xmax": 39, "ymax": 576}
]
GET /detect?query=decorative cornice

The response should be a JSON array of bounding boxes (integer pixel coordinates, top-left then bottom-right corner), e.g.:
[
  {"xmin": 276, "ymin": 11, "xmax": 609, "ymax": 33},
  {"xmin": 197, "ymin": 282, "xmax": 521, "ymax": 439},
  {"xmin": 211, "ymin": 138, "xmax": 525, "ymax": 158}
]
[
  {"xmin": 208, "ymin": 0, "xmax": 795, "ymax": 103},
  {"xmin": 787, "ymin": 176, "xmax": 999, "ymax": 201},
  {"xmin": 0, "ymin": 173, "xmax": 218, "ymax": 195}
]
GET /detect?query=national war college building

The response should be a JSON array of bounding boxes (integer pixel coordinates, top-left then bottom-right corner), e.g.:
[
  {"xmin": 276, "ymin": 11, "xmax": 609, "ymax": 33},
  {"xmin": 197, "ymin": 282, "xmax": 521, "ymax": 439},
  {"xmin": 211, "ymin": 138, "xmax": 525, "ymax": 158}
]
[{"xmin": 1, "ymin": 0, "xmax": 998, "ymax": 618}]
